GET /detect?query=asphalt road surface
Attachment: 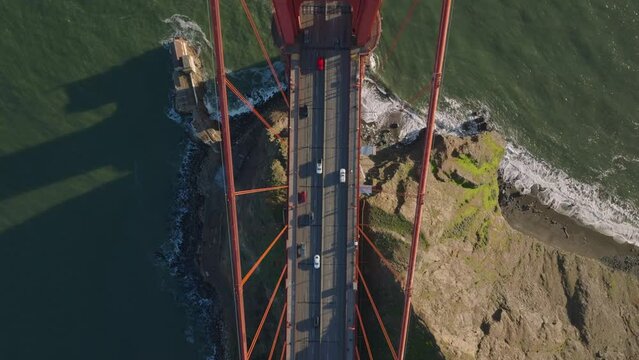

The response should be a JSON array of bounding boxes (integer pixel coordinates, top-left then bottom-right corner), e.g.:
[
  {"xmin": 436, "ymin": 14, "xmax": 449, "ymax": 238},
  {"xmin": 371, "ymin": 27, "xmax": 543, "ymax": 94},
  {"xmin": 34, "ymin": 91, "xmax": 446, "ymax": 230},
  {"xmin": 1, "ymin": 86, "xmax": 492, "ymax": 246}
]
[{"xmin": 286, "ymin": 2, "xmax": 360, "ymax": 359}]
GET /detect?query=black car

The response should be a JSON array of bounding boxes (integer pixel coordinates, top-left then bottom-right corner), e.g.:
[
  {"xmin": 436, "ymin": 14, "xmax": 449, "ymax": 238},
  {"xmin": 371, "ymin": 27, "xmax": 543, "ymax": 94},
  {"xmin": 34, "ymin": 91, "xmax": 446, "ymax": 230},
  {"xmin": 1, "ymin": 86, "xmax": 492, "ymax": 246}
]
[{"xmin": 299, "ymin": 104, "xmax": 308, "ymax": 118}]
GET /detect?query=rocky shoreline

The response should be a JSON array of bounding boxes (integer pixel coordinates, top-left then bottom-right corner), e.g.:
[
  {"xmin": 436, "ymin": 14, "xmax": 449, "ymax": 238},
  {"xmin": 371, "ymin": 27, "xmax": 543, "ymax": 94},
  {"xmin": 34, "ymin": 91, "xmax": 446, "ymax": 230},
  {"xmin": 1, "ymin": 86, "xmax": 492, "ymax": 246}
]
[
  {"xmin": 500, "ymin": 182, "xmax": 639, "ymax": 278},
  {"xmin": 170, "ymin": 94, "xmax": 639, "ymax": 358}
]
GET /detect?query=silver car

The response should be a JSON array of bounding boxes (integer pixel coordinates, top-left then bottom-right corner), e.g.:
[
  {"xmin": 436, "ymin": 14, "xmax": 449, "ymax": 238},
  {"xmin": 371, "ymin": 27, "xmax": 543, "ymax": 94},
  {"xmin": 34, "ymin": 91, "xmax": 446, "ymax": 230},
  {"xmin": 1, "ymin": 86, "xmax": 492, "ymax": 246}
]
[
  {"xmin": 313, "ymin": 254, "xmax": 321, "ymax": 269},
  {"xmin": 339, "ymin": 168, "xmax": 346, "ymax": 183}
]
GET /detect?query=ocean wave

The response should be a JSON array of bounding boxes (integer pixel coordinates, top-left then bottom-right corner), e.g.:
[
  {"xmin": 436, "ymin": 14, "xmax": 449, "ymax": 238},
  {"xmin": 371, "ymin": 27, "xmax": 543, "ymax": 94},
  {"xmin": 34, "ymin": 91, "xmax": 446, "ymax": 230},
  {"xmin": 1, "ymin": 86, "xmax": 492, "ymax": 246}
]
[
  {"xmin": 361, "ymin": 78, "xmax": 487, "ymax": 142},
  {"xmin": 500, "ymin": 143, "xmax": 639, "ymax": 245},
  {"xmin": 361, "ymin": 76, "xmax": 639, "ymax": 246},
  {"xmin": 161, "ymin": 14, "xmax": 212, "ymax": 51},
  {"xmin": 205, "ymin": 63, "xmax": 287, "ymax": 120}
]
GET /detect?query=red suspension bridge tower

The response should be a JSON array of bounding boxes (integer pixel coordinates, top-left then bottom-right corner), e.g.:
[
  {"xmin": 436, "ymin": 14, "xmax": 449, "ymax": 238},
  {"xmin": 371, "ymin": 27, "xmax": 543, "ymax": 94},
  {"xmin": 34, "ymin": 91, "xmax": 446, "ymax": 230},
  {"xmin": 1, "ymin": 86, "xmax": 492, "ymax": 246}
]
[{"xmin": 208, "ymin": 0, "xmax": 454, "ymax": 359}]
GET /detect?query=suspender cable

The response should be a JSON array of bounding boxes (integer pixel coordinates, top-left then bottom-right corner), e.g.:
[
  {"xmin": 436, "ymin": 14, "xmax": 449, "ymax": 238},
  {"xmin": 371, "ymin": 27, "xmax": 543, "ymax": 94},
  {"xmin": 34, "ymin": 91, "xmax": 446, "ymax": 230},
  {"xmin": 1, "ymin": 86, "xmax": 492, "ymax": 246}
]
[
  {"xmin": 208, "ymin": 1, "xmax": 248, "ymax": 358},
  {"xmin": 396, "ymin": 1, "xmax": 454, "ymax": 359},
  {"xmin": 358, "ymin": 226, "xmax": 402, "ymax": 283},
  {"xmin": 356, "ymin": 305, "xmax": 374, "ymax": 360},
  {"xmin": 357, "ymin": 266, "xmax": 398, "ymax": 360},
  {"xmin": 238, "ymin": 0, "xmax": 289, "ymax": 107},
  {"xmin": 248, "ymin": 265, "xmax": 287, "ymax": 358},
  {"xmin": 243, "ymin": 226, "xmax": 288, "ymax": 286},
  {"xmin": 268, "ymin": 302, "xmax": 287, "ymax": 360},
  {"xmin": 226, "ymin": 79, "xmax": 283, "ymax": 141}
]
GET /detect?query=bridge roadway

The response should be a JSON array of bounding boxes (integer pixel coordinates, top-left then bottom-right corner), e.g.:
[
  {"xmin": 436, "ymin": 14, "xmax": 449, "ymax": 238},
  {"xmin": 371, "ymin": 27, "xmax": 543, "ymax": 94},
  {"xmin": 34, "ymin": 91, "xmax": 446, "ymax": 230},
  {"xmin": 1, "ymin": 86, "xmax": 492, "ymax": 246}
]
[{"xmin": 286, "ymin": 2, "xmax": 360, "ymax": 359}]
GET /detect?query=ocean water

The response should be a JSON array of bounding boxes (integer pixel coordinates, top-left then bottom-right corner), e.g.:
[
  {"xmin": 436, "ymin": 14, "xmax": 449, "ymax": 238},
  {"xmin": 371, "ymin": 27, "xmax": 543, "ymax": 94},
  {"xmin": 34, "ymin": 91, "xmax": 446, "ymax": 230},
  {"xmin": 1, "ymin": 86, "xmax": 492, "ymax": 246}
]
[
  {"xmin": 1, "ymin": 1, "xmax": 637, "ymax": 359},
  {"xmin": 374, "ymin": 0, "xmax": 639, "ymax": 244},
  {"xmin": 0, "ymin": 1, "xmax": 211, "ymax": 359}
]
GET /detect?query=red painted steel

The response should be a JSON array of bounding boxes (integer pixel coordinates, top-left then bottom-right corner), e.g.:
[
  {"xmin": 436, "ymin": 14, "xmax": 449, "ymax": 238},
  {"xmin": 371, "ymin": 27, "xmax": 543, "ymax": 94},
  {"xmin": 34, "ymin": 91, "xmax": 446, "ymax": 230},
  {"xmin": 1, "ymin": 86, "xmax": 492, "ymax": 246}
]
[
  {"xmin": 235, "ymin": 185, "xmax": 288, "ymax": 197},
  {"xmin": 271, "ymin": 0, "xmax": 298, "ymax": 45},
  {"xmin": 248, "ymin": 265, "xmax": 287, "ymax": 358},
  {"xmin": 358, "ymin": 226, "xmax": 402, "ymax": 282},
  {"xmin": 209, "ymin": 0, "xmax": 248, "ymax": 358},
  {"xmin": 396, "ymin": 1, "xmax": 454, "ymax": 359},
  {"xmin": 353, "ymin": 57, "xmax": 365, "ymax": 359},
  {"xmin": 272, "ymin": 0, "xmax": 381, "ymax": 47},
  {"xmin": 279, "ymin": 341, "xmax": 286, "ymax": 360},
  {"xmin": 226, "ymin": 79, "xmax": 282, "ymax": 141},
  {"xmin": 268, "ymin": 302, "xmax": 287, "ymax": 360},
  {"xmin": 242, "ymin": 226, "xmax": 288, "ymax": 286},
  {"xmin": 356, "ymin": 305, "xmax": 374, "ymax": 360},
  {"xmin": 239, "ymin": 0, "xmax": 289, "ymax": 107},
  {"xmin": 357, "ymin": 266, "xmax": 398, "ymax": 360},
  {"xmin": 352, "ymin": 0, "xmax": 382, "ymax": 46}
]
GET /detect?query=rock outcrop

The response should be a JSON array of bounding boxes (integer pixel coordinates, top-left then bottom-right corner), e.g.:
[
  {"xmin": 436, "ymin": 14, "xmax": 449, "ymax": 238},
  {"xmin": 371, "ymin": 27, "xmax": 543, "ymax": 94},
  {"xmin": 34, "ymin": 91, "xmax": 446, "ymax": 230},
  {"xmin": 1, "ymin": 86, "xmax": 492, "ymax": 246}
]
[{"xmin": 363, "ymin": 130, "xmax": 639, "ymax": 359}]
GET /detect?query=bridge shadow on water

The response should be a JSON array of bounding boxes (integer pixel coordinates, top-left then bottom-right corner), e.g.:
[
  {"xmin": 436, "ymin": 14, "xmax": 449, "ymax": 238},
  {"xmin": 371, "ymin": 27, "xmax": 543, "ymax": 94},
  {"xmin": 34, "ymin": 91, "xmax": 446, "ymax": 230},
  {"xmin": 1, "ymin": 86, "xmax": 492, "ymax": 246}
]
[{"xmin": 0, "ymin": 48, "xmax": 202, "ymax": 359}]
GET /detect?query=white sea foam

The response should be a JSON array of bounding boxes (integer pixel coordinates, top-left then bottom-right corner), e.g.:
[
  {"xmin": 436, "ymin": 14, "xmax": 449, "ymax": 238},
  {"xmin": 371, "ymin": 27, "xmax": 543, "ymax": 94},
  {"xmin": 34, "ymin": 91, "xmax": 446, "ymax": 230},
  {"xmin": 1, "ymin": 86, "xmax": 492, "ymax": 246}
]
[
  {"xmin": 161, "ymin": 14, "xmax": 212, "ymax": 50},
  {"xmin": 361, "ymin": 76, "xmax": 639, "ymax": 246},
  {"xmin": 206, "ymin": 62, "xmax": 288, "ymax": 121},
  {"xmin": 360, "ymin": 78, "xmax": 485, "ymax": 142},
  {"xmin": 501, "ymin": 143, "xmax": 639, "ymax": 245}
]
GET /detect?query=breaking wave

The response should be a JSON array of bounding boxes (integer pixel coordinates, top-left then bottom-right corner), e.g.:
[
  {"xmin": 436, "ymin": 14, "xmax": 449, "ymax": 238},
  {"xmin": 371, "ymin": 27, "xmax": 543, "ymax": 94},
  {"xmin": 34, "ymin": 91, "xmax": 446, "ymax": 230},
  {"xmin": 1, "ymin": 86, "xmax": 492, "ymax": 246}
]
[
  {"xmin": 362, "ymin": 77, "xmax": 639, "ymax": 246},
  {"xmin": 205, "ymin": 62, "xmax": 287, "ymax": 120},
  {"xmin": 501, "ymin": 143, "xmax": 639, "ymax": 245},
  {"xmin": 361, "ymin": 78, "xmax": 489, "ymax": 142},
  {"xmin": 161, "ymin": 14, "xmax": 212, "ymax": 51}
]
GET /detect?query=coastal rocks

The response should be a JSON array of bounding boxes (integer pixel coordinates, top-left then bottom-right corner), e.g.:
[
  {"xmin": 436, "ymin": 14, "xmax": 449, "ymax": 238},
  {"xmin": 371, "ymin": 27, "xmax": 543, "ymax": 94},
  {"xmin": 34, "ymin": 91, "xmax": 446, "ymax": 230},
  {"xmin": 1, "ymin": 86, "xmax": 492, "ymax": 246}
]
[{"xmin": 362, "ymin": 130, "xmax": 639, "ymax": 359}]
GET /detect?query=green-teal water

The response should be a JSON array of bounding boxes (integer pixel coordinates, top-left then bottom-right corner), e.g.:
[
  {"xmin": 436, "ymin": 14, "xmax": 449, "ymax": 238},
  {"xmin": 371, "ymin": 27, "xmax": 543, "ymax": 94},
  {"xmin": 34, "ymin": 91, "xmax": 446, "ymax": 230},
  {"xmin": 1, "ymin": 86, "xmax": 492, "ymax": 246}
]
[
  {"xmin": 376, "ymin": 0, "xmax": 639, "ymax": 211},
  {"xmin": 1, "ymin": 0, "xmax": 638, "ymax": 359}
]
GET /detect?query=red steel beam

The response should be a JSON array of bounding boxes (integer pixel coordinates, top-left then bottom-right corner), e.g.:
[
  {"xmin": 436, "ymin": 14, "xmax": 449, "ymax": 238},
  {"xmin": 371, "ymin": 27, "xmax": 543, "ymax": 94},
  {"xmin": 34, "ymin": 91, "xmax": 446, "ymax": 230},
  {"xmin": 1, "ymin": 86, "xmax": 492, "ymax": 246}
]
[
  {"xmin": 209, "ymin": 0, "xmax": 248, "ymax": 358},
  {"xmin": 358, "ymin": 226, "xmax": 402, "ymax": 283},
  {"xmin": 279, "ymin": 341, "xmax": 286, "ymax": 360},
  {"xmin": 238, "ymin": 0, "xmax": 289, "ymax": 107},
  {"xmin": 356, "ymin": 305, "xmax": 374, "ymax": 360},
  {"xmin": 248, "ymin": 265, "xmax": 287, "ymax": 358},
  {"xmin": 226, "ymin": 79, "xmax": 282, "ymax": 141},
  {"xmin": 396, "ymin": 1, "xmax": 454, "ymax": 359},
  {"xmin": 242, "ymin": 225, "xmax": 288, "ymax": 286},
  {"xmin": 235, "ymin": 185, "xmax": 288, "ymax": 197},
  {"xmin": 354, "ymin": 56, "xmax": 365, "ymax": 360},
  {"xmin": 357, "ymin": 266, "xmax": 398, "ymax": 360},
  {"xmin": 268, "ymin": 302, "xmax": 287, "ymax": 360}
]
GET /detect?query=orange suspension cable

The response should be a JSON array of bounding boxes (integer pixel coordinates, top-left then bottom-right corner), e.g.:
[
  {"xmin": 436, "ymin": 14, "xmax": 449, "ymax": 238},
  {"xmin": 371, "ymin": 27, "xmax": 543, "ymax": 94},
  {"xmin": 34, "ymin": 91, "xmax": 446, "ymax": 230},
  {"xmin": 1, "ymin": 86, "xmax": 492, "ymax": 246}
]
[
  {"xmin": 279, "ymin": 340, "xmax": 286, "ymax": 360},
  {"xmin": 248, "ymin": 264, "xmax": 287, "ymax": 358},
  {"xmin": 236, "ymin": 185, "xmax": 288, "ymax": 196},
  {"xmin": 268, "ymin": 302, "xmax": 287, "ymax": 360},
  {"xmin": 243, "ymin": 225, "xmax": 288, "ymax": 285},
  {"xmin": 398, "ymin": 1, "xmax": 454, "ymax": 358},
  {"xmin": 357, "ymin": 266, "xmax": 398, "ymax": 360},
  {"xmin": 356, "ymin": 305, "xmax": 374, "ymax": 360},
  {"xmin": 238, "ymin": 0, "xmax": 289, "ymax": 107},
  {"xmin": 358, "ymin": 226, "xmax": 402, "ymax": 284},
  {"xmin": 226, "ymin": 79, "xmax": 282, "ymax": 141},
  {"xmin": 355, "ymin": 347, "xmax": 361, "ymax": 360}
]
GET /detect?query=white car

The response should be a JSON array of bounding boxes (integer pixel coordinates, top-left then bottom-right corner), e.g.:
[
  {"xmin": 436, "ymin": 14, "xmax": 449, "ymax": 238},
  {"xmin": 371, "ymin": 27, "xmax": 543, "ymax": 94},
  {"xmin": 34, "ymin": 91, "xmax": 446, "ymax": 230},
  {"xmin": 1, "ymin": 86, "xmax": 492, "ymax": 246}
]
[
  {"xmin": 316, "ymin": 159, "xmax": 323, "ymax": 174},
  {"xmin": 339, "ymin": 168, "xmax": 346, "ymax": 183},
  {"xmin": 313, "ymin": 254, "xmax": 321, "ymax": 269}
]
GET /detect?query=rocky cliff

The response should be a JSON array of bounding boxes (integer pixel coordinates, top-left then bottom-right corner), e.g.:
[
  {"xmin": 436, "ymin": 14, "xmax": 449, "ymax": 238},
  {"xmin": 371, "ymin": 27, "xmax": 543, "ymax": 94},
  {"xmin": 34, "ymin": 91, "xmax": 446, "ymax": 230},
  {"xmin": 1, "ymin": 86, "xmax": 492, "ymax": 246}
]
[{"xmin": 362, "ymin": 130, "xmax": 639, "ymax": 359}]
